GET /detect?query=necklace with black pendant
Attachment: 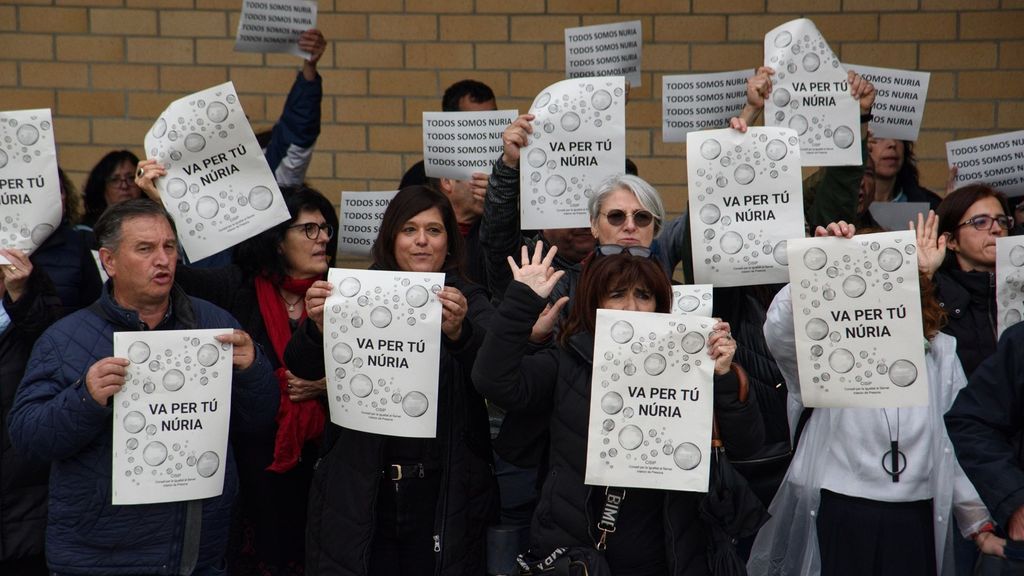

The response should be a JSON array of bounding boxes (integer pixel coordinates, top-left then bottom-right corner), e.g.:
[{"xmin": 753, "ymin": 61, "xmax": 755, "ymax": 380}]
[{"xmin": 881, "ymin": 408, "xmax": 906, "ymax": 483}]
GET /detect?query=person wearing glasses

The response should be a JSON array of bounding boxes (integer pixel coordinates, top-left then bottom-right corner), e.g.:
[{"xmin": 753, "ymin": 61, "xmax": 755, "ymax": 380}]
[
  {"xmin": 80, "ymin": 150, "xmax": 143, "ymax": 230},
  {"xmin": 133, "ymin": 172, "xmax": 338, "ymax": 574},
  {"xmin": 916, "ymin": 185, "xmax": 1012, "ymax": 379}
]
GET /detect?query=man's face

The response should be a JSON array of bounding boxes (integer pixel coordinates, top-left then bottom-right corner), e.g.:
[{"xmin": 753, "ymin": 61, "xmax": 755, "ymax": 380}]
[
  {"xmin": 542, "ymin": 228, "xmax": 597, "ymax": 263},
  {"xmin": 458, "ymin": 95, "xmax": 497, "ymax": 112},
  {"xmin": 442, "ymin": 178, "xmax": 483, "ymax": 221},
  {"xmin": 101, "ymin": 215, "xmax": 178, "ymax": 309}
]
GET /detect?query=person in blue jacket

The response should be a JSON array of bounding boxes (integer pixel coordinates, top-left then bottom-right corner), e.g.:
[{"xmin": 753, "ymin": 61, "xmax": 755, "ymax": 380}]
[{"xmin": 9, "ymin": 199, "xmax": 278, "ymax": 576}]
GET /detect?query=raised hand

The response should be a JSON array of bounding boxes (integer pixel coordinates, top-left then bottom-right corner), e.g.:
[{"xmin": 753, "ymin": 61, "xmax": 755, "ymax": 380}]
[
  {"xmin": 911, "ymin": 210, "xmax": 946, "ymax": 280},
  {"xmin": 846, "ymin": 70, "xmax": 876, "ymax": 116},
  {"xmin": 814, "ymin": 220, "xmax": 856, "ymax": 239},
  {"xmin": 746, "ymin": 66, "xmax": 774, "ymax": 110},
  {"xmin": 530, "ymin": 296, "xmax": 570, "ymax": 343},
  {"xmin": 134, "ymin": 159, "xmax": 167, "ymax": 201},
  {"xmin": 501, "ymin": 114, "xmax": 535, "ymax": 168},
  {"xmin": 708, "ymin": 321, "xmax": 737, "ymax": 376},
  {"xmin": 509, "ymin": 242, "xmax": 565, "ymax": 299}
]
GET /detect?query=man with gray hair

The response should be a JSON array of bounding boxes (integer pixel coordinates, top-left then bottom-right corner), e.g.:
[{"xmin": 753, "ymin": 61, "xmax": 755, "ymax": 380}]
[{"xmin": 9, "ymin": 198, "xmax": 278, "ymax": 575}]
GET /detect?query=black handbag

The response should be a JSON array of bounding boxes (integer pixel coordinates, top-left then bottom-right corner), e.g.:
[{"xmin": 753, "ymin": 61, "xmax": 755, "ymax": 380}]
[
  {"xmin": 699, "ymin": 445, "xmax": 771, "ymax": 576},
  {"xmin": 515, "ymin": 547, "xmax": 613, "ymax": 576}
]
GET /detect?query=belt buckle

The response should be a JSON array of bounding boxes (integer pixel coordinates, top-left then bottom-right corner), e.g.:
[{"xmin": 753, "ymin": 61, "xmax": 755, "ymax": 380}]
[{"xmin": 390, "ymin": 464, "xmax": 402, "ymax": 481}]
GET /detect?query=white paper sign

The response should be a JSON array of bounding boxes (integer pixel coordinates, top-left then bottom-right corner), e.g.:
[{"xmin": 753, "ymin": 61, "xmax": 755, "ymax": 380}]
[
  {"xmin": 687, "ymin": 127, "xmax": 805, "ymax": 287},
  {"xmin": 323, "ymin": 268, "xmax": 444, "ymax": 438},
  {"xmin": 764, "ymin": 19, "xmax": 861, "ymax": 167},
  {"xmin": 787, "ymin": 231, "xmax": 928, "ymax": 408},
  {"xmin": 844, "ymin": 63, "xmax": 930, "ymax": 141},
  {"xmin": 947, "ymin": 130, "xmax": 1024, "ymax": 197},
  {"xmin": 868, "ymin": 202, "xmax": 929, "ymax": 232},
  {"xmin": 672, "ymin": 285, "xmax": 713, "ymax": 317},
  {"xmin": 91, "ymin": 249, "xmax": 109, "ymax": 283},
  {"xmin": 112, "ymin": 329, "xmax": 233, "ymax": 505},
  {"xmin": 565, "ymin": 21, "xmax": 642, "ymax": 87},
  {"xmin": 422, "ymin": 110, "xmax": 519, "ymax": 180},
  {"xmin": 997, "ymin": 236, "xmax": 1024, "ymax": 338},
  {"xmin": 338, "ymin": 190, "xmax": 397, "ymax": 257},
  {"xmin": 0, "ymin": 108, "xmax": 60, "ymax": 262},
  {"xmin": 145, "ymin": 82, "xmax": 291, "ymax": 262},
  {"xmin": 585, "ymin": 310, "xmax": 714, "ymax": 491},
  {"xmin": 520, "ymin": 77, "xmax": 626, "ymax": 230},
  {"xmin": 662, "ymin": 70, "xmax": 749, "ymax": 142},
  {"xmin": 234, "ymin": 0, "xmax": 317, "ymax": 59}
]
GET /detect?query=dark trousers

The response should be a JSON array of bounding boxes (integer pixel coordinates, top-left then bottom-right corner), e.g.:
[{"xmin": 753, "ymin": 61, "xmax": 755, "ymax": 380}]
[
  {"xmin": 817, "ymin": 489, "xmax": 937, "ymax": 576},
  {"xmin": 369, "ymin": 474, "xmax": 442, "ymax": 576},
  {"xmin": 1, "ymin": 554, "xmax": 47, "ymax": 576}
]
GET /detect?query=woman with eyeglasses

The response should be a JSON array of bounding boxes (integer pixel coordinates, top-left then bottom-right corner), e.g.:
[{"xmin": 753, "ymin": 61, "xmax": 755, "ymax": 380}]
[
  {"xmin": 473, "ymin": 246, "xmax": 762, "ymax": 575},
  {"xmin": 283, "ymin": 185, "xmax": 496, "ymax": 576},
  {"xmin": 916, "ymin": 184, "xmax": 1012, "ymax": 378},
  {"xmin": 135, "ymin": 167, "xmax": 338, "ymax": 574},
  {"xmin": 80, "ymin": 150, "xmax": 143, "ymax": 230}
]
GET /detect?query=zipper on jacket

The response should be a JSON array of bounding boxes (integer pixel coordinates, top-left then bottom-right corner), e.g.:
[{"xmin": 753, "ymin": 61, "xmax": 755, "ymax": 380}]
[
  {"xmin": 433, "ymin": 534, "xmax": 441, "ymax": 552},
  {"xmin": 432, "ymin": 363, "xmax": 456, "ymax": 575}
]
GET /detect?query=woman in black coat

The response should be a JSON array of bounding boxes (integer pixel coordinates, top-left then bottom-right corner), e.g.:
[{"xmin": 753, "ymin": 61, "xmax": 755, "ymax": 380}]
[
  {"xmin": 473, "ymin": 246, "xmax": 763, "ymax": 576},
  {"xmin": 285, "ymin": 185, "xmax": 497, "ymax": 576}
]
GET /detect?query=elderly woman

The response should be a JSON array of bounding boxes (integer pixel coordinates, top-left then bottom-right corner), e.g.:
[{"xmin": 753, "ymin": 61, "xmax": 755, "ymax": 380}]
[
  {"xmin": 473, "ymin": 246, "xmax": 761, "ymax": 575},
  {"xmin": 284, "ymin": 185, "xmax": 496, "ymax": 576},
  {"xmin": 135, "ymin": 162, "xmax": 337, "ymax": 574}
]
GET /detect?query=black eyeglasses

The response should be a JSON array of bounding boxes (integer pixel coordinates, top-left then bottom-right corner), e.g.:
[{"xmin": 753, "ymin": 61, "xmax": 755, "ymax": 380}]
[
  {"xmin": 595, "ymin": 244, "xmax": 652, "ymax": 258},
  {"xmin": 106, "ymin": 175, "xmax": 136, "ymax": 186},
  {"xmin": 288, "ymin": 222, "xmax": 334, "ymax": 240},
  {"xmin": 957, "ymin": 214, "xmax": 1013, "ymax": 231},
  {"xmin": 600, "ymin": 209, "xmax": 655, "ymax": 228}
]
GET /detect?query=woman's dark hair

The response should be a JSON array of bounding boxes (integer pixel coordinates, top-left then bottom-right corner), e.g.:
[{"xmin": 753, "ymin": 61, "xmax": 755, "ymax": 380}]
[
  {"xmin": 58, "ymin": 166, "xmax": 84, "ymax": 225},
  {"xmin": 560, "ymin": 253, "xmax": 672, "ymax": 347},
  {"xmin": 935, "ymin": 184, "xmax": 1010, "ymax": 270},
  {"xmin": 82, "ymin": 150, "xmax": 140, "ymax": 227},
  {"xmin": 893, "ymin": 140, "xmax": 921, "ymax": 197},
  {"xmin": 235, "ymin": 185, "xmax": 339, "ymax": 281},
  {"xmin": 371, "ymin": 185, "xmax": 464, "ymax": 275}
]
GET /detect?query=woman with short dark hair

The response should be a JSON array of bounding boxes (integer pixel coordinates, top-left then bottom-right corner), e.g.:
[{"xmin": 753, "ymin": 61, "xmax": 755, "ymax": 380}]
[{"xmin": 81, "ymin": 150, "xmax": 142, "ymax": 229}]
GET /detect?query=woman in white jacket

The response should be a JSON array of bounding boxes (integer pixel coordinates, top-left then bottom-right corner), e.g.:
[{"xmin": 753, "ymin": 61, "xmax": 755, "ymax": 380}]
[{"xmin": 747, "ymin": 221, "xmax": 1003, "ymax": 576}]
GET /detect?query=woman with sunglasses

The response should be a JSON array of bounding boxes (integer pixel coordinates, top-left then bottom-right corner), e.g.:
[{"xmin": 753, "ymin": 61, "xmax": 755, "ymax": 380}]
[
  {"xmin": 916, "ymin": 185, "xmax": 1012, "ymax": 379},
  {"xmin": 135, "ymin": 168, "xmax": 338, "ymax": 574}
]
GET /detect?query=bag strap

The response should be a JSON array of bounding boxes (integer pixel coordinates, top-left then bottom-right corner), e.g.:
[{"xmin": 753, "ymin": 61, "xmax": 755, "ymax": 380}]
[
  {"xmin": 792, "ymin": 406, "xmax": 814, "ymax": 453},
  {"xmin": 595, "ymin": 486, "xmax": 625, "ymax": 550}
]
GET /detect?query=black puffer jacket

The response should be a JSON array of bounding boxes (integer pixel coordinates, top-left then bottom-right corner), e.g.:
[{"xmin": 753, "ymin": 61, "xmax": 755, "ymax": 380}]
[
  {"xmin": 32, "ymin": 223, "xmax": 102, "ymax": 316},
  {"xmin": 473, "ymin": 282, "xmax": 763, "ymax": 575},
  {"xmin": 934, "ymin": 267, "xmax": 997, "ymax": 378},
  {"xmin": 0, "ymin": 269, "xmax": 61, "ymax": 562},
  {"xmin": 285, "ymin": 276, "xmax": 497, "ymax": 576}
]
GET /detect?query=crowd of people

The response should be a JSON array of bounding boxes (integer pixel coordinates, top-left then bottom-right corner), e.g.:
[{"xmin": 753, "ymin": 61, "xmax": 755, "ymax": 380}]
[{"xmin": 3, "ymin": 25, "xmax": 1024, "ymax": 576}]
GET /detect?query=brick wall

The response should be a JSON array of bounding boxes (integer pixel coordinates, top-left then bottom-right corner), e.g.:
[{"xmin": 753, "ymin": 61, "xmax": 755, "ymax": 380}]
[{"xmin": 4, "ymin": 0, "xmax": 1023, "ymax": 221}]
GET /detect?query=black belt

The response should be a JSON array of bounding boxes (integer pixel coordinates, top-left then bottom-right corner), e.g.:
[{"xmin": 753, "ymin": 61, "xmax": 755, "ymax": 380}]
[{"xmin": 381, "ymin": 462, "xmax": 439, "ymax": 481}]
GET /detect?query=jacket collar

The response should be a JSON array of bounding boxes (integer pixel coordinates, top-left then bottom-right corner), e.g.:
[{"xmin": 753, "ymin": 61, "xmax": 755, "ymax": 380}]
[
  {"xmin": 567, "ymin": 330, "xmax": 595, "ymax": 366},
  {"xmin": 97, "ymin": 281, "xmax": 197, "ymax": 331}
]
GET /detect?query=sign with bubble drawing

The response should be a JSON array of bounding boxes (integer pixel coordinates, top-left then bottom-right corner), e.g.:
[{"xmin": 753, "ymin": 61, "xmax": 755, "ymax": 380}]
[
  {"xmin": 787, "ymin": 231, "xmax": 928, "ymax": 408},
  {"xmin": 687, "ymin": 127, "xmax": 805, "ymax": 287},
  {"xmin": 112, "ymin": 329, "xmax": 233, "ymax": 505},
  {"xmin": 564, "ymin": 20, "xmax": 642, "ymax": 87},
  {"xmin": 0, "ymin": 108, "xmax": 60, "ymax": 263},
  {"xmin": 235, "ymin": 0, "xmax": 317, "ymax": 59},
  {"xmin": 586, "ymin": 310, "xmax": 715, "ymax": 492},
  {"xmin": 764, "ymin": 19, "xmax": 861, "ymax": 167},
  {"xmin": 996, "ymin": 236, "xmax": 1024, "ymax": 338},
  {"xmin": 145, "ymin": 82, "xmax": 291, "ymax": 262},
  {"xmin": 662, "ymin": 70, "xmax": 750, "ymax": 143},
  {"xmin": 520, "ymin": 77, "xmax": 626, "ymax": 230},
  {"xmin": 422, "ymin": 110, "xmax": 519, "ymax": 180},
  {"xmin": 672, "ymin": 285, "xmax": 713, "ymax": 317},
  {"xmin": 323, "ymin": 268, "xmax": 444, "ymax": 438}
]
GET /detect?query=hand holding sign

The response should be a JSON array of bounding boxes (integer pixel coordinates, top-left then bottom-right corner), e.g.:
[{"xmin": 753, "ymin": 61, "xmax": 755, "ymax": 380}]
[
  {"xmin": 304, "ymin": 279, "xmax": 332, "ymax": 333},
  {"xmin": 215, "ymin": 329, "xmax": 252, "ymax": 371},
  {"xmin": 0, "ymin": 248, "xmax": 32, "ymax": 302},
  {"xmin": 708, "ymin": 321, "xmax": 736, "ymax": 376},
  {"xmin": 501, "ymin": 114, "xmax": 534, "ymax": 168},
  {"xmin": 86, "ymin": 357, "xmax": 130, "ymax": 406},
  {"xmin": 438, "ymin": 287, "xmax": 468, "ymax": 341}
]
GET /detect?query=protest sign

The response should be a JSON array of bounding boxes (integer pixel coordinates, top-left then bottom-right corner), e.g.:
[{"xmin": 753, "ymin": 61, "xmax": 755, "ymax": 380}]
[
  {"xmin": 323, "ymin": 268, "xmax": 444, "ymax": 438},
  {"xmin": 687, "ymin": 127, "xmax": 804, "ymax": 287},
  {"xmin": 788, "ymin": 231, "xmax": 928, "ymax": 408},
  {"xmin": 662, "ymin": 70, "xmax": 749, "ymax": 142},
  {"xmin": 520, "ymin": 77, "xmax": 626, "ymax": 229},
  {"xmin": 145, "ymin": 82, "xmax": 290, "ymax": 262},
  {"xmin": 672, "ymin": 285, "xmax": 713, "ymax": 317},
  {"xmin": 844, "ymin": 64, "xmax": 929, "ymax": 141},
  {"xmin": 585, "ymin": 310, "xmax": 715, "ymax": 492},
  {"xmin": 997, "ymin": 236, "xmax": 1024, "ymax": 338},
  {"xmin": 338, "ymin": 190, "xmax": 397, "ymax": 257},
  {"xmin": 947, "ymin": 130, "xmax": 1024, "ymax": 197},
  {"xmin": 0, "ymin": 108, "xmax": 60, "ymax": 263},
  {"xmin": 234, "ymin": 0, "xmax": 317, "ymax": 59},
  {"xmin": 112, "ymin": 329, "xmax": 233, "ymax": 505},
  {"xmin": 867, "ymin": 202, "xmax": 928, "ymax": 232},
  {"xmin": 422, "ymin": 110, "xmax": 519, "ymax": 180},
  {"xmin": 764, "ymin": 19, "xmax": 861, "ymax": 166},
  {"xmin": 565, "ymin": 21, "xmax": 642, "ymax": 87}
]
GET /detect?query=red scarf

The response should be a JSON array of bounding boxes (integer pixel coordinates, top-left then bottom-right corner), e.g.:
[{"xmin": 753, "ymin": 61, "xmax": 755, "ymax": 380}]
[{"xmin": 254, "ymin": 274, "xmax": 325, "ymax": 473}]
